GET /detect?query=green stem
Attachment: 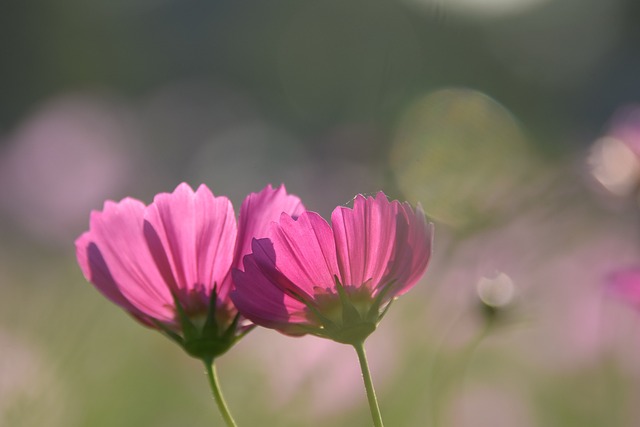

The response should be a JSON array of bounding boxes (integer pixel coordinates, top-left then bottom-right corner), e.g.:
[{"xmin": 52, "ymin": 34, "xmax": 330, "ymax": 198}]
[
  {"xmin": 204, "ymin": 359, "xmax": 238, "ymax": 427},
  {"xmin": 353, "ymin": 341, "xmax": 385, "ymax": 427}
]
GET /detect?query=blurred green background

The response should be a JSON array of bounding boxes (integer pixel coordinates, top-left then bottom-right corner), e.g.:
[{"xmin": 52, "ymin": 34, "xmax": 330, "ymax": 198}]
[{"xmin": 3, "ymin": 0, "xmax": 640, "ymax": 425}]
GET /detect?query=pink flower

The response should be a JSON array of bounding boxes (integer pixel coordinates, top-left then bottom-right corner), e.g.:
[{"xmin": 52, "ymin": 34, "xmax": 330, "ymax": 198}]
[
  {"xmin": 75, "ymin": 183, "xmax": 304, "ymax": 359},
  {"xmin": 231, "ymin": 192, "xmax": 434, "ymax": 344},
  {"xmin": 608, "ymin": 267, "xmax": 640, "ymax": 307}
]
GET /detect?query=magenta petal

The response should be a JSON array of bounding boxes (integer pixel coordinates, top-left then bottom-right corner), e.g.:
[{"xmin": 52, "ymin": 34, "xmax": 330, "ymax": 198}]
[
  {"xmin": 270, "ymin": 211, "xmax": 340, "ymax": 295},
  {"xmin": 144, "ymin": 183, "xmax": 237, "ymax": 308},
  {"xmin": 76, "ymin": 198, "xmax": 174, "ymax": 323},
  {"xmin": 234, "ymin": 184, "xmax": 305, "ymax": 268},
  {"xmin": 232, "ymin": 246, "xmax": 311, "ymax": 334},
  {"xmin": 221, "ymin": 184, "xmax": 304, "ymax": 293},
  {"xmin": 382, "ymin": 202, "xmax": 434, "ymax": 297},
  {"xmin": 331, "ymin": 193, "xmax": 397, "ymax": 290},
  {"xmin": 192, "ymin": 185, "xmax": 237, "ymax": 300},
  {"xmin": 75, "ymin": 231, "xmax": 148, "ymax": 322}
]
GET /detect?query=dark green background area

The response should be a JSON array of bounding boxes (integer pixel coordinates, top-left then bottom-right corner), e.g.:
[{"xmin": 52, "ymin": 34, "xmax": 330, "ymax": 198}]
[{"xmin": 3, "ymin": 0, "xmax": 639, "ymax": 146}]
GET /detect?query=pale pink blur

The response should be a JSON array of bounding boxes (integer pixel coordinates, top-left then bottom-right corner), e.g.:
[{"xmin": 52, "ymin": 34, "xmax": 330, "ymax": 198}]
[{"xmin": 0, "ymin": 94, "xmax": 137, "ymax": 245}]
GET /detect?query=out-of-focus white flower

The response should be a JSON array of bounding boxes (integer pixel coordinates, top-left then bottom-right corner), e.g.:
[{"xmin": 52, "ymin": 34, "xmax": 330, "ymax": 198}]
[
  {"xmin": 588, "ymin": 136, "xmax": 640, "ymax": 196},
  {"xmin": 588, "ymin": 105, "xmax": 640, "ymax": 197},
  {"xmin": 477, "ymin": 272, "xmax": 516, "ymax": 309}
]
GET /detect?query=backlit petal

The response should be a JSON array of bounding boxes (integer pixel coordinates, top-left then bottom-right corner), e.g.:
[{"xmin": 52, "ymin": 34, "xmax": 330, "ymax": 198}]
[
  {"xmin": 221, "ymin": 184, "xmax": 305, "ymax": 294},
  {"xmin": 144, "ymin": 183, "xmax": 236, "ymax": 309},
  {"xmin": 76, "ymin": 198, "xmax": 174, "ymax": 323},
  {"xmin": 270, "ymin": 211, "xmax": 340, "ymax": 295},
  {"xmin": 235, "ymin": 184, "xmax": 305, "ymax": 268},
  {"xmin": 331, "ymin": 193, "xmax": 397, "ymax": 291},
  {"xmin": 381, "ymin": 202, "xmax": 434, "ymax": 297},
  {"xmin": 75, "ymin": 231, "xmax": 149, "ymax": 323},
  {"xmin": 232, "ymin": 243, "xmax": 312, "ymax": 335}
]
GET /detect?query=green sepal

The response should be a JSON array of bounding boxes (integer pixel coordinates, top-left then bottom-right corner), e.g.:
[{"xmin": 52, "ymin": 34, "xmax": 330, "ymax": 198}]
[
  {"xmin": 296, "ymin": 323, "xmax": 331, "ymax": 338},
  {"xmin": 295, "ymin": 292, "xmax": 340, "ymax": 332},
  {"xmin": 237, "ymin": 323, "xmax": 257, "ymax": 341},
  {"xmin": 377, "ymin": 297, "xmax": 394, "ymax": 321},
  {"xmin": 334, "ymin": 276, "xmax": 363, "ymax": 325},
  {"xmin": 306, "ymin": 276, "xmax": 376, "ymax": 345},
  {"xmin": 221, "ymin": 313, "xmax": 241, "ymax": 342},
  {"xmin": 172, "ymin": 291, "xmax": 199, "ymax": 342},
  {"xmin": 152, "ymin": 319, "xmax": 184, "ymax": 346},
  {"xmin": 366, "ymin": 280, "xmax": 395, "ymax": 323},
  {"xmin": 157, "ymin": 286, "xmax": 244, "ymax": 362},
  {"xmin": 327, "ymin": 321, "xmax": 376, "ymax": 345},
  {"xmin": 183, "ymin": 335, "xmax": 233, "ymax": 360},
  {"xmin": 202, "ymin": 284, "xmax": 220, "ymax": 338}
]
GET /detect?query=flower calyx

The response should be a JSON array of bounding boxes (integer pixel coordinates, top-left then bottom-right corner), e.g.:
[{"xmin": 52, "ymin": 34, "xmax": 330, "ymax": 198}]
[
  {"xmin": 154, "ymin": 286, "xmax": 251, "ymax": 362},
  {"xmin": 301, "ymin": 276, "xmax": 395, "ymax": 345}
]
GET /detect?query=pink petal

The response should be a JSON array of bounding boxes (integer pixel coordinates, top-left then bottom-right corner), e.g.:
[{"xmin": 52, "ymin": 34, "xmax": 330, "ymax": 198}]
[
  {"xmin": 331, "ymin": 193, "xmax": 397, "ymax": 291},
  {"xmin": 75, "ymin": 231, "xmax": 147, "ymax": 322},
  {"xmin": 270, "ymin": 211, "xmax": 340, "ymax": 295},
  {"xmin": 382, "ymin": 202, "xmax": 434, "ymax": 297},
  {"xmin": 75, "ymin": 198, "xmax": 174, "ymax": 323},
  {"xmin": 234, "ymin": 184, "xmax": 305, "ymax": 267},
  {"xmin": 222, "ymin": 184, "xmax": 304, "ymax": 293},
  {"xmin": 232, "ymin": 240, "xmax": 311, "ymax": 334},
  {"xmin": 144, "ymin": 183, "xmax": 237, "ymax": 309}
]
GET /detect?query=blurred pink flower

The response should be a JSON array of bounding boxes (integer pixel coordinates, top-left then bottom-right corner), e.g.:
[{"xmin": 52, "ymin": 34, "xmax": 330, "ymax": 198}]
[
  {"xmin": 232, "ymin": 192, "xmax": 434, "ymax": 344},
  {"xmin": 0, "ymin": 94, "xmax": 136, "ymax": 244},
  {"xmin": 75, "ymin": 183, "xmax": 304, "ymax": 359},
  {"xmin": 608, "ymin": 267, "xmax": 640, "ymax": 307}
]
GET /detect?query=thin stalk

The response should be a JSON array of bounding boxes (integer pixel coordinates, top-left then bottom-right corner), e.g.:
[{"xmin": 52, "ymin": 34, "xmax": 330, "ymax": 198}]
[
  {"xmin": 204, "ymin": 359, "xmax": 238, "ymax": 427},
  {"xmin": 353, "ymin": 341, "xmax": 385, "ymax": 427}
]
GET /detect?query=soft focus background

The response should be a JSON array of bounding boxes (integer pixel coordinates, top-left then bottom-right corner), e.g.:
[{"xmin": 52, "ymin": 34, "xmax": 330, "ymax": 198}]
[{"xmin": 3, "ymin": 0, "xmax": 640, "ymax": 426}]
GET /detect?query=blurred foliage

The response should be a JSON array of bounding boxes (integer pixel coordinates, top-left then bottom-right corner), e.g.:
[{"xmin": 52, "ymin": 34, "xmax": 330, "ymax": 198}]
[{"xmin": 2, "ymin": 0, "xmax": 640, "ymax": 140}]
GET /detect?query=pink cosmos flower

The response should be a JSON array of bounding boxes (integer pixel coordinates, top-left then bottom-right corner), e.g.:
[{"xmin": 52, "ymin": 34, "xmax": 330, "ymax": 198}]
[
  {"xmin": 231, "ymin": 192, "xmax": 434, "ymax": 344},
  {"xmin": 75, "ymin": 183, "xmax": 304, "ymax": 359}
]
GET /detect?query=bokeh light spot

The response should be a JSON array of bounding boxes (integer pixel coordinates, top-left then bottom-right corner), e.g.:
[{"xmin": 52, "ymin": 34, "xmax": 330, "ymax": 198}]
[
  {"xmin": 477, "ymin": 272, "xmax": 515, "ymax": 308},
  {"xmin": 588, "ymin": 136, "xmax": 640, "ymax": 197},
  {"xmin": 404, "ymin": 0, "xmax": 550, "ymax": 19},
  {"xmin": 390, "ymin": 88, "xmax": 535, "ymax": 231}
]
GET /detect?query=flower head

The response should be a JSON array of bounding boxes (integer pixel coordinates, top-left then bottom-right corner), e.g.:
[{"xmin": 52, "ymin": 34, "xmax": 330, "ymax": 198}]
[
  {"xmin": 75, "ymin": 183, "xmax": 304, "ymax": 360},
  {"xmin": 232, "ymin": 192, "xmax": 434, "ymax": 345}
]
